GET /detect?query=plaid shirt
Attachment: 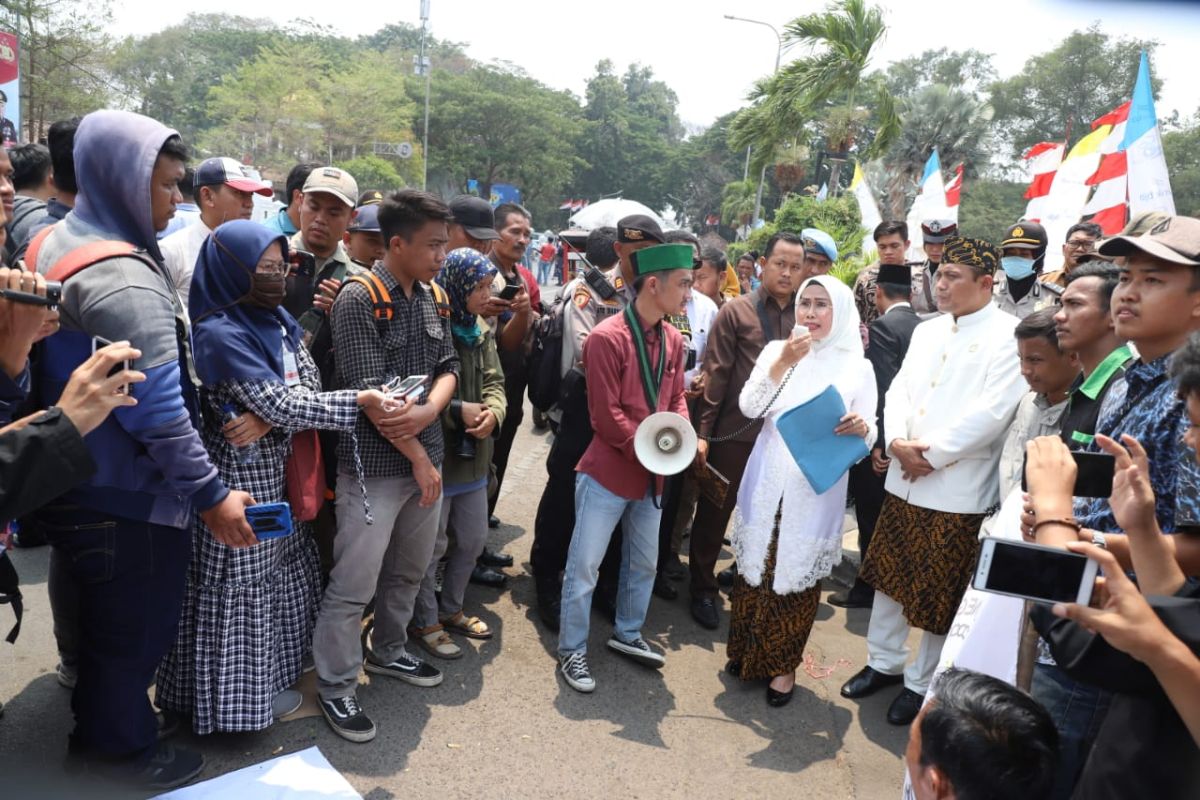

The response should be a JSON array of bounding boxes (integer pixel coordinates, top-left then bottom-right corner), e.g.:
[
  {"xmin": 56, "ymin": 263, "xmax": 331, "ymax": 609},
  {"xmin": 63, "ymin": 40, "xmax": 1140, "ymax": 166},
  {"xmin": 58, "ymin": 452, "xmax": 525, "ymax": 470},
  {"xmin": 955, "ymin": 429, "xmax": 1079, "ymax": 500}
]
[{"xmin": 330, "ymin": 261, "xmax": 459, "ymax": 477}]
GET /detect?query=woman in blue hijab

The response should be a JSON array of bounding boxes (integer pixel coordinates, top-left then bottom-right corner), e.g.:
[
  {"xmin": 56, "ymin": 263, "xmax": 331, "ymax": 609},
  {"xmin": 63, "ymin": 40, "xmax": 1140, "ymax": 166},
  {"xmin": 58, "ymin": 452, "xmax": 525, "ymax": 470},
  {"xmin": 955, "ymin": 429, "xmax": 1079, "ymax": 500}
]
[
  {"xmin": 410, "ymin": 248, "xmax": 508, "ymax": 658},
  {"xmin": 156, "ymin": 220, "xmax": 395, "ymax": 735}
]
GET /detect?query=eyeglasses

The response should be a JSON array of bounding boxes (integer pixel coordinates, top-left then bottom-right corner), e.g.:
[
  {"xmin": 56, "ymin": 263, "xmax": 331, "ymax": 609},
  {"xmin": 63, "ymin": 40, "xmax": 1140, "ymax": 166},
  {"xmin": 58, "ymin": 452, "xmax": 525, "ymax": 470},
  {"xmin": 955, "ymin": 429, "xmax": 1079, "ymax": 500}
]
[
  {"xmin": 256, "ymin": 260, "xmax": 288, "ymax": 276},
  {"xmin": 1065, "ymin": 239, "xmax": 1096, "ymax": 251}
]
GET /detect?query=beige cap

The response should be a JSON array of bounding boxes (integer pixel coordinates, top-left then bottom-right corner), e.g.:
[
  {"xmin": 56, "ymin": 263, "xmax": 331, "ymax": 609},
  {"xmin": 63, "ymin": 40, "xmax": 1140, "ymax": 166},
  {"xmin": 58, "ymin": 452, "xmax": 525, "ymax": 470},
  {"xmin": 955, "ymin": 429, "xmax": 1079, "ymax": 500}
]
[
  {"xmin": 1099, "ymin": 215, "xmax": 1200, "ymax": 267},
  {"xmin": 302, "ymin": 166, "xmax": 359, "ymax": 208}
]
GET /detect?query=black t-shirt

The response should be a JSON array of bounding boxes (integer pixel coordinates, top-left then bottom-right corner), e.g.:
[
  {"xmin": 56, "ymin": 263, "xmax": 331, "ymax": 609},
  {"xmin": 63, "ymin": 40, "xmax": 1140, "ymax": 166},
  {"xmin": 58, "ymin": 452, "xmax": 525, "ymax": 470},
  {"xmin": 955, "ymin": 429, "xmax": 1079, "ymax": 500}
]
[{"xmin": 1059, "ymin": 346, "xmax": 1133, "ymax": 448}]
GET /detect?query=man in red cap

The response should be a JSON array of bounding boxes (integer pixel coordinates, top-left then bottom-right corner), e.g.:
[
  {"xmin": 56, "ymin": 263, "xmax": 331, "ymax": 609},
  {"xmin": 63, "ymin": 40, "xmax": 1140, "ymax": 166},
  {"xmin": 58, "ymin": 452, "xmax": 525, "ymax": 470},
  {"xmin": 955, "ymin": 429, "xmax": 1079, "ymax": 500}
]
[{"xmin": 159, "ymin": 156, "xmax": 273, "ymax": 311}]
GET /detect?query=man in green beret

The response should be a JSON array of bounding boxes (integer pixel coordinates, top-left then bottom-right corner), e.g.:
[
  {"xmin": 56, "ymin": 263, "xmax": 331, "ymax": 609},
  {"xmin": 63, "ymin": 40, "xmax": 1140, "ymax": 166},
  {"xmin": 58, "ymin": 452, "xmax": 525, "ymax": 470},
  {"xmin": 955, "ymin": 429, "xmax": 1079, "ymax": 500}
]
[{"xmin": 557, "ymin": 243, "xmax": 694, "ymax": 693}]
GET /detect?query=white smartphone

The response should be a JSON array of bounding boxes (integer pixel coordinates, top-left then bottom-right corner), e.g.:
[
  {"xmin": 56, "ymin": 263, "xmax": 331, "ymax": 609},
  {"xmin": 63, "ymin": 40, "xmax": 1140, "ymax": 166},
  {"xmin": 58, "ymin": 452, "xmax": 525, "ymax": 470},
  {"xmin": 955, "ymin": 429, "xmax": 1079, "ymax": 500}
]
[
  {"xmin": 973, "ymin": 537, "xmax": 1100, "ymax": 606},
  {"xmin": 91, "ymin": 335, "xmax": 131, "ymax": 395},
  {"xmin": 792, "ymin": 324, "xmax": 811, "ymax": 339},
  {"xmin": 383, "ymin": 374, "xmax": 427, "ymax": 402}
]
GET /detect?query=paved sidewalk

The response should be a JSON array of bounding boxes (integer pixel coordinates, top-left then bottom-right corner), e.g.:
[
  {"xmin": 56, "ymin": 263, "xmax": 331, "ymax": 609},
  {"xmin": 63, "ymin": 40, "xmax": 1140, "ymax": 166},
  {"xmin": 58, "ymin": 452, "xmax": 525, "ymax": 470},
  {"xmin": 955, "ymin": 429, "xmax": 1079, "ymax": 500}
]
[{"xmin": 0, "ymin": 407, "xmax": 909, "ymax": 799}]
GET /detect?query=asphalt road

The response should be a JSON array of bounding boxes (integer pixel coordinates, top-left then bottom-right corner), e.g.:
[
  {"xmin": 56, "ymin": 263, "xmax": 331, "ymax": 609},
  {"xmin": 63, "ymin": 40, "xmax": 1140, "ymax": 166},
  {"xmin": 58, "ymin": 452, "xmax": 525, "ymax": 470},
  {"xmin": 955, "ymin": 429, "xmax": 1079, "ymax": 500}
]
[{"xmin": 0, "ymin": 403, "xmax": 909, "ymax": 799}]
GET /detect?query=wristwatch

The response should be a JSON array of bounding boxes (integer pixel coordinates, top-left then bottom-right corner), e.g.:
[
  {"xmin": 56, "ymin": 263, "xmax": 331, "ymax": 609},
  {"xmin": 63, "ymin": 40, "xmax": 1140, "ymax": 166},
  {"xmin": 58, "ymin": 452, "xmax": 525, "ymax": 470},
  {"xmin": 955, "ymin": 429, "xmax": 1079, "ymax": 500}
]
[{"xmin": 1090, "ymin": 531, "xmax": 1107, "ymax": 549}]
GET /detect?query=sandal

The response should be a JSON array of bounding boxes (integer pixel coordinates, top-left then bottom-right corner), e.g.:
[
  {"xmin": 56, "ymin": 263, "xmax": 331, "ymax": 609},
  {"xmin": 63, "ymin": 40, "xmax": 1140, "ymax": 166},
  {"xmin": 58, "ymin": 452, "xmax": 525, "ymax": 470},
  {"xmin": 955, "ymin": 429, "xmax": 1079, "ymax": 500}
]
[
  {"xmin": 440, "ymin": 611, "xmax": 492, "ymax": 639},
  {"xmin": 410, "ymin": 624, "xmax": 462, "ymax": 659}
]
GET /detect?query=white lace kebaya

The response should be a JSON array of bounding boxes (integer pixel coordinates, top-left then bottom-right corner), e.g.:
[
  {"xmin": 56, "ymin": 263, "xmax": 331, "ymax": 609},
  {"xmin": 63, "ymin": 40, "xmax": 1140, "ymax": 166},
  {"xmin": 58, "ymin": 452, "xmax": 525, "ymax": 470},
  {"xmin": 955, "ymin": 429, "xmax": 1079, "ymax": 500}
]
[{"xmin": 730, "ymin": 275, "xmax": 878, "ymax": 595}]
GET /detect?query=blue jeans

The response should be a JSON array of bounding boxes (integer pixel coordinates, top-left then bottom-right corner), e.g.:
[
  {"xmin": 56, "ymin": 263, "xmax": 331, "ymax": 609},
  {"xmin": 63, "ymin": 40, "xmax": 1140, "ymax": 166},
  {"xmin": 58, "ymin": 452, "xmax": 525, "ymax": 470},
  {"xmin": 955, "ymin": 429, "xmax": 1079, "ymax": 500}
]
[
  {"xmin": 558, "ymin": 473, "xmax": 661, "ymax": 656},
  {"xmin": 41, "ymin": 506, "xmax": 190, "ymax": 765},
  {"xmin": 1031, "ymin": 662, "xmax": 1113, "ymax": 800},
  {"xmin": 537, "ymin": 258, "xmax": 553, "ymax": 285}
]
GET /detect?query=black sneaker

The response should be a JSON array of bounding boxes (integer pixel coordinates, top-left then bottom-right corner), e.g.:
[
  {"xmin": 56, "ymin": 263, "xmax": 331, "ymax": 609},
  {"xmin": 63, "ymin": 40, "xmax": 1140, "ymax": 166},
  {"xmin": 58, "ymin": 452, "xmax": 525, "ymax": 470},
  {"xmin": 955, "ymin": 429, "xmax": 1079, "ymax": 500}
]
[
  {"xmin": 606, "ymin": 636, "xmax": 665, "ymax": 669},
  {"xmin": 319, "ymin": 693, "xmax": 376, "ymax": 743},
  {"xmin": 365, "ymin": 649, "xmax": 444, "ymax": 687},
  {"xmin": 559, "ymin": 652, "xmax": 596, "ymax": 693},
  {"xmin": 132, "ymin": 742, "xmax": 205, "ymax": 791}
]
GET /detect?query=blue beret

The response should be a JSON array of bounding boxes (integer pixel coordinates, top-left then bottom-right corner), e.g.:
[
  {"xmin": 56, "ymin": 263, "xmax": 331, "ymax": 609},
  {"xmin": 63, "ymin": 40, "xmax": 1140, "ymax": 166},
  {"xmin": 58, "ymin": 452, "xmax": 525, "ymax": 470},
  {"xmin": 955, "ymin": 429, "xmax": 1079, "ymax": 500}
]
[{"xmin": 801, "ymin": 228, "xmax": 838, "ymax": 262}]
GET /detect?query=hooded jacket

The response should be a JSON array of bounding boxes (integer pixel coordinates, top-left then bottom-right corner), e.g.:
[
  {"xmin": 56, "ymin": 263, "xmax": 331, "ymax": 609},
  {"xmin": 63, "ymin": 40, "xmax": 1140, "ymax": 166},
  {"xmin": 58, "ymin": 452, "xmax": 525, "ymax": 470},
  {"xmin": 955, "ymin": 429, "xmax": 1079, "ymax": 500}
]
[{"xmin": 33, "ymin": 110, "xmax": 228, "ymax": 529}]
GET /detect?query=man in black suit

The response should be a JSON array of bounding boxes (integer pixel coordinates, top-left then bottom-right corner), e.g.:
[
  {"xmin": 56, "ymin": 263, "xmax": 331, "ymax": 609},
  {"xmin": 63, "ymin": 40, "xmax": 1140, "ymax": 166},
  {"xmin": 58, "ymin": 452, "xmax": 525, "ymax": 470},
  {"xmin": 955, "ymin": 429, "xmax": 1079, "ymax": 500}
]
[{"xmin": 831, "ymin": 261, "xmax": 922, "ymax": 607}]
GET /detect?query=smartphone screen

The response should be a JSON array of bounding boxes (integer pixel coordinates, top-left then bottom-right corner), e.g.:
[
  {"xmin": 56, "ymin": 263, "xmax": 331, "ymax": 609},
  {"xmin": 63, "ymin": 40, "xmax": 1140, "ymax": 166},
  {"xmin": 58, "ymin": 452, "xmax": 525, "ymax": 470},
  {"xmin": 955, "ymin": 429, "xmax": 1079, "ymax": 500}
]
[
  {"xmin": 91, "ymin": 335, "xmax": 131, "ymax": 395},
  {"xmin": 1021, "ymin": 451, "xmax": 1114, "ymax": 497},
  {"xmin": 977, "ymin": 539, "xmax": 1091, "ymax": 604},
  {"xmin": 383, "ymin": 375, "xmax": 427, "ymax": 399},
  {"xmin": 498, "ymin": 284, "xmax": 521, "ymax": 301}
]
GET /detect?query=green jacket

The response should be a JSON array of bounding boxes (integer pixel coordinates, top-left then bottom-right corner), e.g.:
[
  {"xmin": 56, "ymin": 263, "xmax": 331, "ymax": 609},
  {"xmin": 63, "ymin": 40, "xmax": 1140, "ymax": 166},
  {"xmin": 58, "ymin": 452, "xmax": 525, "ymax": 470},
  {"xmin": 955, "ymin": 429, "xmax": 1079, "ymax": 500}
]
[{"xmin": 441, "ymin": 319, "xmax": 507, "ymax": 487}]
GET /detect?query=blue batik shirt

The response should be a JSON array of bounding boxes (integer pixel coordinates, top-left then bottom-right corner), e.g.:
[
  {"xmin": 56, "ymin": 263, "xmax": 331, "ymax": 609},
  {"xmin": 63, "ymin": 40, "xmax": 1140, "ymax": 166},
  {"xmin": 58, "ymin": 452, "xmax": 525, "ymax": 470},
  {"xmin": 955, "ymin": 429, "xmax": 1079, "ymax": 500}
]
[{"xmin": 1074, "ymin": 352, "xmax": 1200, "ymax": 533}]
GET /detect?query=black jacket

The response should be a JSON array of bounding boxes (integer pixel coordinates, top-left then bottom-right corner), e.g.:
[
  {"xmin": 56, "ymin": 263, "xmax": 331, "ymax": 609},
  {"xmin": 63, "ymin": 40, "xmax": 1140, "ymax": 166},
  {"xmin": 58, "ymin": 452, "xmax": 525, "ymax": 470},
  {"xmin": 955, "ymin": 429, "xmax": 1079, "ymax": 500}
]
[
  {"xmin": 0, "ymin": 408, "xmax": 96, "ymax": 523},
  {"xmin": 1032, "ymin": 583, "xmax": 1200, "ymax": 800},
  {"xmin": 866, "ymin": 304, "xmax": 921, "ymax": 451}
]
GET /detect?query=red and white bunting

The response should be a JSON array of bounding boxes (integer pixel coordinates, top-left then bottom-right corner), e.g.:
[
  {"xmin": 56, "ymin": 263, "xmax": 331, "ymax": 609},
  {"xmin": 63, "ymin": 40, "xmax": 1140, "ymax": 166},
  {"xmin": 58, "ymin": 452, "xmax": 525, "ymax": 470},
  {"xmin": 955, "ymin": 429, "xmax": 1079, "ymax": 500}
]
[
  {"xmin": 1082, "ymin": 101, "xmax": 1132, "ymax": 234},
  {"xmin": 1022, "ymin": 142, "xmax": 1066, "ymax": 222}
]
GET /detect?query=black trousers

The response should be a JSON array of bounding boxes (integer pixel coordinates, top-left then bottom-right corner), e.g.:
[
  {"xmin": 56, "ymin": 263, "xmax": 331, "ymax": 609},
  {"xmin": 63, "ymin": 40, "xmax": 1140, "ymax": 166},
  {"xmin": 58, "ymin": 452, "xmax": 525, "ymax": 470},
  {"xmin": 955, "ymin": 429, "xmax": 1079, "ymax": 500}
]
[
  {"xmin": 489, "ymin": 357, "xmax": 526, "ymax": 516},
  {"xmin": 847, "ymin": 458, "xmax": 886, "ymax": 587},
  {"xmin": 530, "ymin": 371, "xmax": 621, "ymax": 598}
]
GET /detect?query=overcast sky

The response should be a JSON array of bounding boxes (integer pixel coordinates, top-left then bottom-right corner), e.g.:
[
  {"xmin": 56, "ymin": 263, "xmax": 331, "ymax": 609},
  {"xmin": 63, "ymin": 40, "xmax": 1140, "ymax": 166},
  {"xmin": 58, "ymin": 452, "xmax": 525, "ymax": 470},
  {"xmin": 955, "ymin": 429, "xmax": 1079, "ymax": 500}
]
[{"xmin": 113, "ymin": 0, "xmax": 1200, "ymax": 129}]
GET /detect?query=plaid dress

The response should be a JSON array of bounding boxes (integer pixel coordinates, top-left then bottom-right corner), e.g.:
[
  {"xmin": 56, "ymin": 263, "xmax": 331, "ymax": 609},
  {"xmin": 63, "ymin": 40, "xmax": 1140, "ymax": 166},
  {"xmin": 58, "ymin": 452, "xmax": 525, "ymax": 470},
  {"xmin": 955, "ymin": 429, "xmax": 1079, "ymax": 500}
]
[{"xmin": 156, "ymin": 345, "xmax": 360, "ymax": 734}]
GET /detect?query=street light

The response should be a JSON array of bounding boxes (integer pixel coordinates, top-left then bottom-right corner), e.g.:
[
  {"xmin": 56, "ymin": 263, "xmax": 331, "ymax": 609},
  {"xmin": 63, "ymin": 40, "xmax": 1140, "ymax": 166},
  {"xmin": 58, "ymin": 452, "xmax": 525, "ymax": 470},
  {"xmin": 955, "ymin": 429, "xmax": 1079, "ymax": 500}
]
[
  {"xmin": 723, "ymin": 14, "xmax": 783, "ymax": 233},
  {"xmin": 419, "ymin": 0, "xmax": 432, "ymax": 190}
]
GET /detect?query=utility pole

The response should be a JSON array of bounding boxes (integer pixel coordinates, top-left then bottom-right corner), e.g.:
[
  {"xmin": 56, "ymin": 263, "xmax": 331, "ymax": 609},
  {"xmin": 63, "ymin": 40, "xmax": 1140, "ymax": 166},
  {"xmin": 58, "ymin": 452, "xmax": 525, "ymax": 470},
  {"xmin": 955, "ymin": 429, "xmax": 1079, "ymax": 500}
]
[
  {"xmin": 419, "ymin": 0, "xmax": 432, "ymax": 190},
  {"xmin": 724, "ymin": 15, "xmax": 782, "ymax": 230}
]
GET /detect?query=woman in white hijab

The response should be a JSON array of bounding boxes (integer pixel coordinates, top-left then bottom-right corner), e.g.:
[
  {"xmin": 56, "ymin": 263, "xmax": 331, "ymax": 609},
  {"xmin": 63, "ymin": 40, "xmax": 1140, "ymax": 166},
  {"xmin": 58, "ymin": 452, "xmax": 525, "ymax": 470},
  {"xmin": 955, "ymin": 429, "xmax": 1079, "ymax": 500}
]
[{"xmin": 726, "ymin": 274, "xmax": 878, "ymax": 707}]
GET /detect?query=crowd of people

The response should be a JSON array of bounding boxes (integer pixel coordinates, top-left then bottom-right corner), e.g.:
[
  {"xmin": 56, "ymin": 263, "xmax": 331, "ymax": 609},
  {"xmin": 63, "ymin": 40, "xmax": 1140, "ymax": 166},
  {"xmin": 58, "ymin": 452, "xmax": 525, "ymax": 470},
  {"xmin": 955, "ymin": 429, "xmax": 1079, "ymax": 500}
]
[{"xmin": 0, "ymin": 106, "xmax": 1196, "ymax": 800}]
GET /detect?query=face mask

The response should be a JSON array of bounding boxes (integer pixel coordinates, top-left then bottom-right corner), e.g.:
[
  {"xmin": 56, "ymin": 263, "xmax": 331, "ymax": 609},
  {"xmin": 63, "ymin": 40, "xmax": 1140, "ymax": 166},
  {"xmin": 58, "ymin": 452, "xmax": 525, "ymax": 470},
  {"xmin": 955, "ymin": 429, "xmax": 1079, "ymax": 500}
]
[
  {"xmin": 244, "ymin": 273, "xmax": 286, "ymax": 309},
  {"xmin": 1001, "ymin": 256, "xmax": 1035, "ymax": 280}
]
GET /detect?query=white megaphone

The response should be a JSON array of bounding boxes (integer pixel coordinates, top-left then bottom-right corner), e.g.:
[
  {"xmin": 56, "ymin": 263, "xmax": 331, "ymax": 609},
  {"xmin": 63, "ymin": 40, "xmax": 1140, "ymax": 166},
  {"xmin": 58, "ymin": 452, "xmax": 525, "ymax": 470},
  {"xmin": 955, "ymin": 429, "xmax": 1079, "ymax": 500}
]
[{"xmin": 634, "ymin": 412, "xmax": 698, "ymax": 476}]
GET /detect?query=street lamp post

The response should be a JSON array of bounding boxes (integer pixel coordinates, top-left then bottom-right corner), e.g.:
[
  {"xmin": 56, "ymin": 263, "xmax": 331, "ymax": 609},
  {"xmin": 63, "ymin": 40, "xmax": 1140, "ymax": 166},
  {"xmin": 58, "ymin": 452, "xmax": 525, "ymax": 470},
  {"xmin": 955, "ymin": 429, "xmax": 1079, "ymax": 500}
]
[
  {"xmin": 419, "ymin": 0, "xmax": 432, "ymax": 190},
  {"xmin": 723, "ymin": 14, "xmax": 782, "ymax": 232}
]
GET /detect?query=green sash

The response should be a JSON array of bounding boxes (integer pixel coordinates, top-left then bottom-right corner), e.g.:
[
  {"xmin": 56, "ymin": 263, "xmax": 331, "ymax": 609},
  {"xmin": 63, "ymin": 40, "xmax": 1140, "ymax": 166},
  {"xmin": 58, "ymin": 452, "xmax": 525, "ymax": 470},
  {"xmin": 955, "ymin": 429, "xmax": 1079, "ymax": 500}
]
[{"xmin": 624, "ymin": 304, "xmax": 666, "ymax": 410}]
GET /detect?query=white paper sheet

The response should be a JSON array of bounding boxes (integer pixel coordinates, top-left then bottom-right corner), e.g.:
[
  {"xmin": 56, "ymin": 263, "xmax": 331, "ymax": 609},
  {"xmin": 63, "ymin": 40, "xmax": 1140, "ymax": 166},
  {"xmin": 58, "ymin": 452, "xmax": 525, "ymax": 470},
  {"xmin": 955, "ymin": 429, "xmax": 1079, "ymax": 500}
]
[{"xmin": 154, "ymin": 746, "xmax": 362, "ymax": 800}]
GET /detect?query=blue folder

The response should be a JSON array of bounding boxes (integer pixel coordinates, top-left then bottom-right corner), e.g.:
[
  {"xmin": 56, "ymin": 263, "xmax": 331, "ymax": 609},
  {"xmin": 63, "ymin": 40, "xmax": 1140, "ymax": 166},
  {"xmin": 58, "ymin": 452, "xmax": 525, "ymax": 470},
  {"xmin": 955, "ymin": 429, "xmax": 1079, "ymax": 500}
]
[{"xmin": 775, "ymin": 384, "xmax": 869, "ymax": 494}]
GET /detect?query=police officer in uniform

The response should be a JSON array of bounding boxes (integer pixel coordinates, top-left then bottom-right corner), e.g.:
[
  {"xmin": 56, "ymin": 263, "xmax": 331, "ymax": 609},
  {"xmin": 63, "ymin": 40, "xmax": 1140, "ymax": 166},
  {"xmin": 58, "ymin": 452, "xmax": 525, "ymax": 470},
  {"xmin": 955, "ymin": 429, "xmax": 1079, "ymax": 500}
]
[
  {"xmin": 530, "ymin": 215, "xmax": 664, "ymax": 630},
  {"xmin": 912, "ymin": 219, "xmax": 957, "ymax": 316},
  {"xmin": 994, "ymin": 221, "xmax": 1055, "ymax": 319}
]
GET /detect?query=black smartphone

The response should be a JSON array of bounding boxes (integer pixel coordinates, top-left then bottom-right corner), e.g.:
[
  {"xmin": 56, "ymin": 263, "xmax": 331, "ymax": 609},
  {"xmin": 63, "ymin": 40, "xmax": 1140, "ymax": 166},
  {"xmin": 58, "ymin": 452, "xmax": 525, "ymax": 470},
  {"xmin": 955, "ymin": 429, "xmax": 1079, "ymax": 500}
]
[
  {"xmin": 289, "ymin": 250, "xmax": 316, "ymax": 279},
  {"xmin": 245, "ymin": 502, "xmax": 294, "ymax": 540},
  {"xmin": 91, "ymin": 335, "xmax": 132, "ymax": 395},
  {"xmin": 1021, "ymin": 451, "xmax": 1114, "ymax": 497},
  {"xmin": 498, "ymin": 283, "xmax": 521, "ymax": 301}
]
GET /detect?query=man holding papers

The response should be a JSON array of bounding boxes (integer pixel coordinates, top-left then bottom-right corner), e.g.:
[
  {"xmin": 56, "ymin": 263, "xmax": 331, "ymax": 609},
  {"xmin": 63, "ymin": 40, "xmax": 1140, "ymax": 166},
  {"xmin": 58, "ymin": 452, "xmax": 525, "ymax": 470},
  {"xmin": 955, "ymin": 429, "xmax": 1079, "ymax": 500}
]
[
  {"xmin": 726, "ymin": 276, "xmax": 876, "ymax": 707},
  {"xmin": 841, "ymin": 236, "xmax": 1026, "ymax": 726}
]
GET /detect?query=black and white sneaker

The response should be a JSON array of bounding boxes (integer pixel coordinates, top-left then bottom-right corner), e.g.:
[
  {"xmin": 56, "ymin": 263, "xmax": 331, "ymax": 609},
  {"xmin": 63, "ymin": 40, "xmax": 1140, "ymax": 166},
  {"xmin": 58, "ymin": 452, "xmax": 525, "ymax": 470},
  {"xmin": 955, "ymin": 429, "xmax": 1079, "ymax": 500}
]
[
  {"xmin": 559, "ymin": 652, "xmax": 595, "ymax": 693},
  {"xmin": 365, "ymin": 649, "xmax": 444, "ymax": 687},
  {"xmin": 319, "ymin": 693, "xmax": 376, "ymax": 743},
  {"xmin": 607, "ymin": 636, "xmax": 665, "ymax": 669}
]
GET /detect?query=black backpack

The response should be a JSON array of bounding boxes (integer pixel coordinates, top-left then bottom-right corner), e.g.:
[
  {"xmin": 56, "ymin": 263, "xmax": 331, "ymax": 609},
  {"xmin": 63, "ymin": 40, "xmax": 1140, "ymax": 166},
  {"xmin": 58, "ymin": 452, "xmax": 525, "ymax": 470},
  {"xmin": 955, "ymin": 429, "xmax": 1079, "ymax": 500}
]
[{"xmin": 527, "ymin": 296, "xmax": 566, "ymax": 412}]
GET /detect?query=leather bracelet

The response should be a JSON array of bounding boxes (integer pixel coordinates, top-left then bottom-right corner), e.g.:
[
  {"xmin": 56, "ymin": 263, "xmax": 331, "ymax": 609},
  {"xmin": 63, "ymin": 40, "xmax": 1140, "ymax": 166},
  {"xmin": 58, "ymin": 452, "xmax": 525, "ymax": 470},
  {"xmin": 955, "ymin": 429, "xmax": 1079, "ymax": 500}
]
[{"xmin": 1033, "ymin": 516, "xmax": 1082, "ymax": 534}]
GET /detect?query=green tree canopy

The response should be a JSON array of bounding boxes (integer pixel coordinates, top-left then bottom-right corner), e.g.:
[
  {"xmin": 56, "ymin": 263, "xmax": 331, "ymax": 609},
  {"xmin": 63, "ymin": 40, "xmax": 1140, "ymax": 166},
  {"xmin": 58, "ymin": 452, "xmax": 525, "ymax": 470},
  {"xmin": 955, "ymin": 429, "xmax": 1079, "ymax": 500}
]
[{"xmin": 989, "ymin": 25, "xmax": 1160, "ymax": 158}]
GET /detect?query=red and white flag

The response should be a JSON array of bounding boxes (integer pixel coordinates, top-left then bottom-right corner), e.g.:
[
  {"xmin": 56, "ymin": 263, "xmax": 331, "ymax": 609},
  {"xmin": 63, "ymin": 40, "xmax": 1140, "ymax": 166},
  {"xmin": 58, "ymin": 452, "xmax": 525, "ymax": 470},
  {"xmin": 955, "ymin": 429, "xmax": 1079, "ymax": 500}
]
[
  {"xmin": 1022, "ymin": 142, "xmax": 1066, "ymax": 222},
  {"xmin": 1083, "ymin": 101, "xmax": 1131, "ymax": 234},
  {"xmin": 944, "ymin": 163, "xmax": 964, "ymax": 217},
  {"xmin": 559, "ymin": 200, "xmax": 573, "ymax": 211}
]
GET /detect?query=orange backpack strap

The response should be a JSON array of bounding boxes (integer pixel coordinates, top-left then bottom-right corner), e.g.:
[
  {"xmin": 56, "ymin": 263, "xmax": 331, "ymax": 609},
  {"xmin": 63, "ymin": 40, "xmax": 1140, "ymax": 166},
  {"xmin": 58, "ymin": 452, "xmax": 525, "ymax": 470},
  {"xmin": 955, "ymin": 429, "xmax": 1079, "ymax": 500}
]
[
  {"xmin": 429, "ymin": 280, "xmax": 451, "ymax": 319},
  {"xmin": 341, "ymin": 272, "xmax": 394, "ymax": 321}
]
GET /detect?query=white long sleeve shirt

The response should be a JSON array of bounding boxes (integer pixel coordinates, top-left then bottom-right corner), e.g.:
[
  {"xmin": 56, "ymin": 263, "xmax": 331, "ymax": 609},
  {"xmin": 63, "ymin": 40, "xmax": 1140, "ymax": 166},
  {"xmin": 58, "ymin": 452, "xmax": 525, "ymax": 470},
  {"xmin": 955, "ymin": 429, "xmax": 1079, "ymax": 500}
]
[{"xmin": 883, "ymin": 301, "xmax": 1025, "ymax": 514}]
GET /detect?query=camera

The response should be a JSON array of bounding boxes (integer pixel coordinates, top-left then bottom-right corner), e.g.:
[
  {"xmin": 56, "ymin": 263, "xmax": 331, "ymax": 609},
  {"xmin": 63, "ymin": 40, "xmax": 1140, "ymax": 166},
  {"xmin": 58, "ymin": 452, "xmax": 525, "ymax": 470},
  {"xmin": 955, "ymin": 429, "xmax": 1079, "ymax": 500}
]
[{"xmin": 455, "ymin": 432, "xmax": 477, "ymax": 460}]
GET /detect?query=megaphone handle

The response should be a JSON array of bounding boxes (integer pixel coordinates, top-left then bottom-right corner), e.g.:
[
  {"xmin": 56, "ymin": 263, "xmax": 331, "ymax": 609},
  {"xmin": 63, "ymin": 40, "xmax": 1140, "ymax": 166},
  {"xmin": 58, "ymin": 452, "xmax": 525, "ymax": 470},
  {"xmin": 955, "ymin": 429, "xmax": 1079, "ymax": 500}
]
[{"xmin": 701, "ymin": 362, "xmax": 797, "ymax": 444}]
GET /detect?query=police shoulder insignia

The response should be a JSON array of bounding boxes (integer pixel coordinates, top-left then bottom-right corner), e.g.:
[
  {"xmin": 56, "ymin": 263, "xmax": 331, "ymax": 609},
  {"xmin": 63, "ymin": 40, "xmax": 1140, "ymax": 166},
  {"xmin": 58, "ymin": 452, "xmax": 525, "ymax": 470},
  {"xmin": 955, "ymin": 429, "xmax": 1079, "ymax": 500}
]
[
  {"xmin": 614, "ymin": 275, "xmax": 624, "ymax": 289},
  {"xmin": 573, "ymin": 290, "xmax": 591, "ymax": 309}
]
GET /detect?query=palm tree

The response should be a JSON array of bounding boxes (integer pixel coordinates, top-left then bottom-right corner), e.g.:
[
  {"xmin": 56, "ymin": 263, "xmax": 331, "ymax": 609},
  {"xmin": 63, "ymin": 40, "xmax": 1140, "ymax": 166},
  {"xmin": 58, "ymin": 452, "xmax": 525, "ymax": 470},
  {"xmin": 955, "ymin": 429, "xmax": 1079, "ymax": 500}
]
[
  {"xmin": 721, "ymin": 179, "xmax": 758, "ymax": 235},
  {"xmin": 878, "ymin": 84, "xmax": 994, "ymax": 218},
  {"xmin": 732, "ymin": 0, "xmax": 900, "ymax": 197}
]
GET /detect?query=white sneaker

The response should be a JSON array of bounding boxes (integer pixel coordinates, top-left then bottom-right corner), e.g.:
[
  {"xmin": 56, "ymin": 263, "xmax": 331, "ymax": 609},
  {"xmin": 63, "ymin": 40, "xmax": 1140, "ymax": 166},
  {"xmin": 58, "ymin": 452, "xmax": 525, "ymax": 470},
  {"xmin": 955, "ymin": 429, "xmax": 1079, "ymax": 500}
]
[{"xmin": 559, "ymin": 652, "xmax": 596, "ymax": 693}]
